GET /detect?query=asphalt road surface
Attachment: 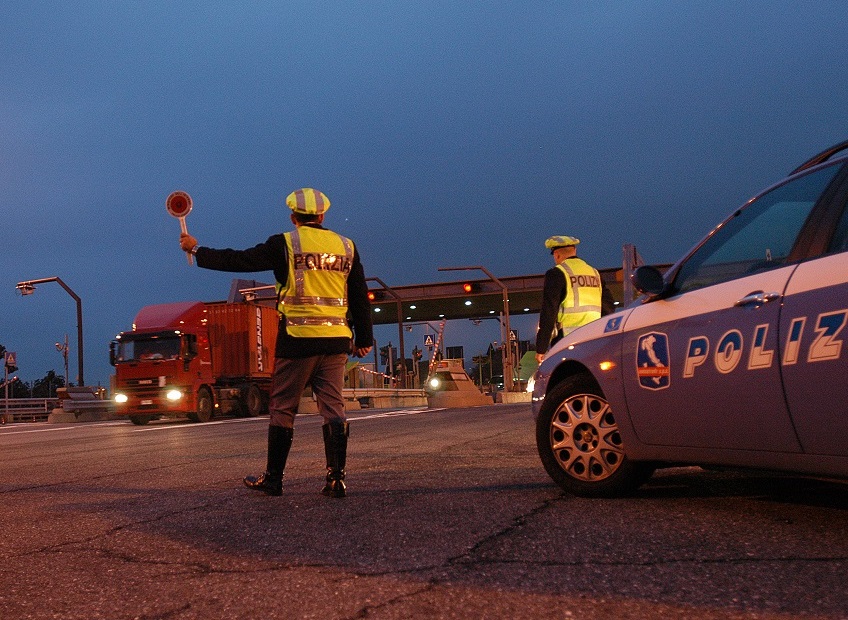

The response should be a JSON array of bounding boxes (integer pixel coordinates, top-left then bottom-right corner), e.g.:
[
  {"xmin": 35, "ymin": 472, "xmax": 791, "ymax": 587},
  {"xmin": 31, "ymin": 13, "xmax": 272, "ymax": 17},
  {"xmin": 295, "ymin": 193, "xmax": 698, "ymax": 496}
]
[{"xmin": 1, "ymin": 403, "xmax": 847, "ymax": 619}]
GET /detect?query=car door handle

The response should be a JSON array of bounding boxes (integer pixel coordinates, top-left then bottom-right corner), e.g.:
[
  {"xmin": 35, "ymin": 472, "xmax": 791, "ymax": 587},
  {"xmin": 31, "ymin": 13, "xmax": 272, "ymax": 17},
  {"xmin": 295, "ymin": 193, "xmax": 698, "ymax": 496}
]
[{"xmin": 734, "ymin": 291, "xmax": 781, "ymax": 307}]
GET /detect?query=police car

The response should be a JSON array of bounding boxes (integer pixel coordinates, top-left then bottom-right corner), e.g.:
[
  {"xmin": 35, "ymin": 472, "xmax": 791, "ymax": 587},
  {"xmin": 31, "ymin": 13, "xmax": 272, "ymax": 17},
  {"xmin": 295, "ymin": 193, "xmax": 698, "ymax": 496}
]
[{"xmin": 533, "ymin": 139, "xmax": 848, "ymax": 497}]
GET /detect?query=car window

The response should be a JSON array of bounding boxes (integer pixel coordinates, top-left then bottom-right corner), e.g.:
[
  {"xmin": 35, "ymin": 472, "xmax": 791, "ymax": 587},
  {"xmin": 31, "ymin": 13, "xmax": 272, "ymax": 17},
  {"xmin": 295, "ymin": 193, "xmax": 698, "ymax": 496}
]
[
  {"xmin": 674, "ymin": 164, "xmax": 841, "ymax": 294},
  {"xmin": 828, "ymin": 203, "xmax": 848, "ymax": 253}
]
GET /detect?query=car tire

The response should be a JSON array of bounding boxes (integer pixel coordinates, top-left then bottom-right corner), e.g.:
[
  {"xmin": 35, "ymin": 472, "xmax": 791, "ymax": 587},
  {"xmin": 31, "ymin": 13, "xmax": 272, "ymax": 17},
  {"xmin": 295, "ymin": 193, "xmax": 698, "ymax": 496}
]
[{"xmin": 536, "ymin": 373, "xmax": 654, "ymax": 497}]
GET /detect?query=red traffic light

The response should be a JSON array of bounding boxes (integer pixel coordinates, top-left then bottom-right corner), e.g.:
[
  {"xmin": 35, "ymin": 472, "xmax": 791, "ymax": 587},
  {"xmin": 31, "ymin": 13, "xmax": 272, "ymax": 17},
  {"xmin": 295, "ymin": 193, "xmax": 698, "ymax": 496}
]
[
  {"xmin": 367, "ymin": 291, "xmax": 376, "ymax": 301},
  {"xmin": 462, "ymin": 283, "xmax": 473, "ymax": 293}
]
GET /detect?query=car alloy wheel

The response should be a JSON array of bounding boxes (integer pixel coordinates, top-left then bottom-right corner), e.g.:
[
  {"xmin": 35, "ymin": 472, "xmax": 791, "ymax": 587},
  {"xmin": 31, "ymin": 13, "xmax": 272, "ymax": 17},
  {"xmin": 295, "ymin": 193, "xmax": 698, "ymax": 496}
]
[
  {"xmin": 549, "ymin": 392, "xmax": 623, "ymax": 482},
  {"xmin": 536, "ymin": 373, "xmax": 655, "ymax": 497}
]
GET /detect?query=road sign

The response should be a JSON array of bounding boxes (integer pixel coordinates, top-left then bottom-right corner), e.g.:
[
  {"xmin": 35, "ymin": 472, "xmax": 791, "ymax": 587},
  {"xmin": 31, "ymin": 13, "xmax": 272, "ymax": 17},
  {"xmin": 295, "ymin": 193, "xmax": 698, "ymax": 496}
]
[
  {"xmin": 4, "ymin": 352, "xmax": 17, "ymax": 369},
  {"xmin": 166, "ymin": 191, "xmax": 193, "ymax": 218},
  {"xmin": 424, "ymin": 334, "xmax": 435, "ymax": 348}
]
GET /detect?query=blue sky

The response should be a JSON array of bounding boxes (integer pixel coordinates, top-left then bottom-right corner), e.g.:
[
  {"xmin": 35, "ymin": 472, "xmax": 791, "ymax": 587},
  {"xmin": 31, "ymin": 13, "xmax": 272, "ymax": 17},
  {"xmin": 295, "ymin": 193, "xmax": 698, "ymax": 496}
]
[{"xmin": 2, "ymin": 1, "xmax": 847, "ymax": 387}]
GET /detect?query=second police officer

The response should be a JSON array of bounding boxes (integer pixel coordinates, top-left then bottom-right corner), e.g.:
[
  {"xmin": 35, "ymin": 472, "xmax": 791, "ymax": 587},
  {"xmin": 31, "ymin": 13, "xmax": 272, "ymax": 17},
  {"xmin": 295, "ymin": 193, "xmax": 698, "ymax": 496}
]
[{"xmin": 535, "ymin": 235, "xmax": 614, "ymax": 364}]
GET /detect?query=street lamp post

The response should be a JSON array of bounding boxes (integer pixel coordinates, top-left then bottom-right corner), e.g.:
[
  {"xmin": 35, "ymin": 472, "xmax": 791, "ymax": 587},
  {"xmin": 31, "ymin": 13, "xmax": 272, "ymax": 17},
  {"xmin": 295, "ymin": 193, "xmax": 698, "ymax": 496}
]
[
  {"xmin": 15, "ymin": 277, "xmax": 84, "ymax": 386},
  {"xmin": 55, "ymin": 335, "xmax": 69, "ymax": 387},
  {"xmin": 438, "ymin": 265, "xmax": 515, "ymax": 391}
]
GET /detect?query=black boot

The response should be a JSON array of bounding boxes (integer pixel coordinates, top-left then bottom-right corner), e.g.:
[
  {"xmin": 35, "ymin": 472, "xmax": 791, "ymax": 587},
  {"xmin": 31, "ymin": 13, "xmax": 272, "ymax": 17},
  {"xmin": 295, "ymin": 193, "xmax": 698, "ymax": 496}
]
[
  {"xmin": 321, "ymin": 421, "xmax": 349, "ymax": 498},
  {"xmin": 244, "ymin": 425, "xmax": 293, "ymax": 496}
]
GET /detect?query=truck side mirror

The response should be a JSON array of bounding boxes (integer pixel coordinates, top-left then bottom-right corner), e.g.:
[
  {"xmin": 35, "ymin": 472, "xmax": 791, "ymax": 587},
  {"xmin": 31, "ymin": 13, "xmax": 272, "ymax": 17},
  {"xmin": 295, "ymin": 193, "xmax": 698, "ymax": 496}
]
[
  {"xmin": 109, "ymin": 342, "xmax": 117, "ymax": 366},
  {"xmin": 182, "ymin": 334, "xmax": 198, "ymax": 360},
  {"xmin": 181, "ymin": 334, "xmax": 198, "ymax": 372}
]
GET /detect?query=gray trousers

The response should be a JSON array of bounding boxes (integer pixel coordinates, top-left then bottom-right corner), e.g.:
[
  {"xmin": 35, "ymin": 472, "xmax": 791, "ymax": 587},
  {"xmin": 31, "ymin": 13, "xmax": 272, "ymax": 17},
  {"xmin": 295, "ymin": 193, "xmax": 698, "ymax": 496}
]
[{"xmin": 269, "ymin": 354, "xmax": 347, "ymax": 429}]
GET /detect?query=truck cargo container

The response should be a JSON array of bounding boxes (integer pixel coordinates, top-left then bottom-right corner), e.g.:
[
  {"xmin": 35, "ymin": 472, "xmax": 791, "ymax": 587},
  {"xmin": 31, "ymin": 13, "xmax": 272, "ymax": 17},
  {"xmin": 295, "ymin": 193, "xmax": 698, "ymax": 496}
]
[{"xmin": 110, "ymin": 299, "xmax": 278, "ymax": 425}]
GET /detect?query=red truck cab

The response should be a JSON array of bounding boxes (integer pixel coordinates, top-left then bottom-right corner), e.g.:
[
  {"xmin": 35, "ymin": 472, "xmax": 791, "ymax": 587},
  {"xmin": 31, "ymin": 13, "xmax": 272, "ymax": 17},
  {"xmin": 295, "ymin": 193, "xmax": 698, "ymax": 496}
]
[{"xmin": 110, "ymin": 301, "xmax": 212, "ymax": 425}]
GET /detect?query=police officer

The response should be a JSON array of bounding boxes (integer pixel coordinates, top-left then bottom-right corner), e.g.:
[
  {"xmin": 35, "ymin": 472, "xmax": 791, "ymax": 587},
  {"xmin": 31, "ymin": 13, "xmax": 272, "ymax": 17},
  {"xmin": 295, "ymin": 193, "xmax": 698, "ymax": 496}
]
[
  {"xmin": 535, "ymin": 235, "xmax": 613, "ymax": 364},
  {"xmin": 179, "ymin": 188, "xmax": 373, "ymax": 498}
]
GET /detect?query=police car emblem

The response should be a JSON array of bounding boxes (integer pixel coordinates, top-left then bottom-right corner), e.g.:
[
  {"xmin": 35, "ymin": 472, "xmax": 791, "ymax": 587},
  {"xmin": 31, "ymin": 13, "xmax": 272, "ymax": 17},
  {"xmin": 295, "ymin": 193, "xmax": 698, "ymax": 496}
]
[
  {"xmin": 604, "ymin": 316, "xmax": 623, "ymax": 333},
  {"xmin": 636, "ymin": 332, "xmax": 671, "ymax": 390}
]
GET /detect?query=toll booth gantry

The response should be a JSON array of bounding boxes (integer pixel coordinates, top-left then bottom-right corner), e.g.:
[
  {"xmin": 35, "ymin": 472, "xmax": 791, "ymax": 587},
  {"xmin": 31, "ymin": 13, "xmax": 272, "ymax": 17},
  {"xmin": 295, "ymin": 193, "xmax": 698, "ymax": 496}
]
[{"xmin": 364, "ymin": 267, "xmax": 624, "ymax": 327}]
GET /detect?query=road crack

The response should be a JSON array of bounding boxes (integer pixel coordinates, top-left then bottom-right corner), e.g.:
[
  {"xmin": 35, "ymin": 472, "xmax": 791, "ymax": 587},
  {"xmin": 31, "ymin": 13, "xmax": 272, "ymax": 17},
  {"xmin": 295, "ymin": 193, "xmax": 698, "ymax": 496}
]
[{"xmin": 341, "ymin": 492, "xmax": 567, "ymax": 617}]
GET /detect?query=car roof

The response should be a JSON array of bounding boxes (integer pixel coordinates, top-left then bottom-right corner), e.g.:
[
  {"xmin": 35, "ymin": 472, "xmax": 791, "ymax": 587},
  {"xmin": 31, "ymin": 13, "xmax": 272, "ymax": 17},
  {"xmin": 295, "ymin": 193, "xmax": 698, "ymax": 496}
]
[{"xmin": 789, "ymin": 139, "xmax": 848, "ymax": 176}]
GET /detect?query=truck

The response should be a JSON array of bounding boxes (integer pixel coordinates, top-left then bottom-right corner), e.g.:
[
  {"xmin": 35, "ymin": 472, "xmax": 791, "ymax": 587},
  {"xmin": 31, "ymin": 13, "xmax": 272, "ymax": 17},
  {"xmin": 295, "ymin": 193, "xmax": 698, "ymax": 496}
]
[{"xmin": 110, "ymin": 296, "xmax": 278, "ymax": 425}]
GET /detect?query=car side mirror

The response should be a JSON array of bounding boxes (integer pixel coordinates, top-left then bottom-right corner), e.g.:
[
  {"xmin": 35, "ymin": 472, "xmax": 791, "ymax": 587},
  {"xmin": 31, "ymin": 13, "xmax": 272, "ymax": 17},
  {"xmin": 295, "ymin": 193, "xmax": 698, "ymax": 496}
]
[{"xmin": 632, "ymin": 266, "xmax": 667, "ymax": 300}]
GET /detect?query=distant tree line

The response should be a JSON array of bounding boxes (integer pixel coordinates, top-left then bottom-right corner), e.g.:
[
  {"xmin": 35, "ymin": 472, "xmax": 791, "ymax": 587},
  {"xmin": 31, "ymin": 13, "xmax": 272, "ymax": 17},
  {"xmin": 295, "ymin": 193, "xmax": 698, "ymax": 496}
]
[{"xmin": 1, "ymin": 343, "xmax": 68, "ymax": 398}]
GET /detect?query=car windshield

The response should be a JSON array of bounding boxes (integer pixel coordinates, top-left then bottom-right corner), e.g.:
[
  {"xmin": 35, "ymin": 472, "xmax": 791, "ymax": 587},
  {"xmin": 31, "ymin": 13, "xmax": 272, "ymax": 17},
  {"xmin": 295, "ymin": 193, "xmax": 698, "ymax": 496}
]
[
  {"xmin": 673, "ymin": 164, "xmax": 841, "ymax": 294},
  {"xmin": 115, "ymin": 336, "xmax": 181, "ymax": 362}
]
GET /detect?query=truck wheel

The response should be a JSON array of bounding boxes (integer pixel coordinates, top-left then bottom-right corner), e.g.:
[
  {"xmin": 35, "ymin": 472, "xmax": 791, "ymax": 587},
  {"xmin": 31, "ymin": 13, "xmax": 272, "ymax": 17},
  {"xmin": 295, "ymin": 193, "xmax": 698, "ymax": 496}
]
[
  {"xmin": 243, "ymin": 384, "xmax": 265, "ymax": 417},
  {"xmin": 188, "ymin": 387, "xmax": 214, "ymax": 423},
  {"xmin": 129, "ymin": 415, "xmax": 153, "ymax": 426},
  {"xmin": 536, "ymin": 373, "xmax": 654, "ymax": 498}
]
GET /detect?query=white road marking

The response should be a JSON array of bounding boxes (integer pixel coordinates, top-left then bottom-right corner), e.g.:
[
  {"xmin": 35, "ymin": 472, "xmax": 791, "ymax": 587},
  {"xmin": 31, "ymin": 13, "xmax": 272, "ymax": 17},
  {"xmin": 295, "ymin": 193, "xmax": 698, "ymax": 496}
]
[
  {"xmin": 0, "ymin": 421, "xmax": 128, "ymax": 435},
  {"xmin": 0, "ymin": 408, "xmax": 447, "ymax": 437},
  {"xmin": 132, "ymin": 417, "xmax": 264, "ymax": 432},
  {"xmin": 351, "ymin": 408, "xmax": 444, "ymax": 421}
]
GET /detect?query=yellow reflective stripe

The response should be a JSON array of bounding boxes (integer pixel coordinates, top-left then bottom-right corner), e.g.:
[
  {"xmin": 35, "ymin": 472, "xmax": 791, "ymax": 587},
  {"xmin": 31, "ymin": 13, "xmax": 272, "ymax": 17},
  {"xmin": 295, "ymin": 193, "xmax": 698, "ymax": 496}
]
[
  {"xmin": 560, "ymin": 305, "xmax": 602, "ymax": 314},
  {"xmin": 290, "ymin": 229, "xmax": 306, "ymax": 299},
  {"xmin": 340, "ymin": 236, "xmax": 353, "ymax": 261},
  {"xmin": 281, "ymin": 296, "xmax": 347, "ymax": 307},
  {"xmin": 286, "ymin": 316, "xmax": 348, "ymax": 326}
]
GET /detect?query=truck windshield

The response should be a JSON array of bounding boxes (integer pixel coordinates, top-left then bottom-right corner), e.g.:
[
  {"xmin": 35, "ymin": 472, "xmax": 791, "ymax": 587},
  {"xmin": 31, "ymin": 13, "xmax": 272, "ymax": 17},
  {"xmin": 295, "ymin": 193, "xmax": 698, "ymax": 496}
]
[{"xmin": 116, "ymin": 336, "xmax": 181, "ymax": 362}]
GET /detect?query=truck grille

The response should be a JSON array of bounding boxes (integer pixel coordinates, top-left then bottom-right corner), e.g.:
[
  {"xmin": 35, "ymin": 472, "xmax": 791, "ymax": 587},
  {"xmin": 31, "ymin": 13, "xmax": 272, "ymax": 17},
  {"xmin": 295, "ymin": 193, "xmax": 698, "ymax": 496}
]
[{"xmin": 122, "ymin": 377, "xmax": 168, "ymax": 410}]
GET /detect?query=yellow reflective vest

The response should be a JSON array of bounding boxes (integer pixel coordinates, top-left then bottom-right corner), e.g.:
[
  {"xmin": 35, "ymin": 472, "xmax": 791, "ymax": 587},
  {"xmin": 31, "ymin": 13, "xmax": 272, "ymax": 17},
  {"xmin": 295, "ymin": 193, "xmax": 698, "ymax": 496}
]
[
  {"xmin": 276, "ymin": 226, "xmax": 354, "ymax": 339},
  {"xmin": 555, "ymin": 258, "xmax": 602, "ymax": 336}
]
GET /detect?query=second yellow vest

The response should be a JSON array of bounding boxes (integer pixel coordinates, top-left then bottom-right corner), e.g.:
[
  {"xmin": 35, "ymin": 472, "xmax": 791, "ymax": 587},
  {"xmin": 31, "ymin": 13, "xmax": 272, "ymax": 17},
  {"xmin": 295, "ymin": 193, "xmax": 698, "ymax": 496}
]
[{"xmin": 555, "ymin": 258, "xmax": 602, "ymax": 336}]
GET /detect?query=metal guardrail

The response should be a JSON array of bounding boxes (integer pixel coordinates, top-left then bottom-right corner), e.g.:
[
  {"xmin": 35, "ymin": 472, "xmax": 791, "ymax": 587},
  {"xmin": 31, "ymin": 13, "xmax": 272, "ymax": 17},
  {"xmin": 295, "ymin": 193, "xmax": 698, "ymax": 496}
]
[
  {"xmin": 341, "ymin": 388, "xmax": 428, "ymax": 409},
  {"xmin": 1, "ymin": 398, "xmax": 59, "ymax": 423},
  {"xmin": 61, "ymin": 400, "xmax": 114, "ymax": 414}
]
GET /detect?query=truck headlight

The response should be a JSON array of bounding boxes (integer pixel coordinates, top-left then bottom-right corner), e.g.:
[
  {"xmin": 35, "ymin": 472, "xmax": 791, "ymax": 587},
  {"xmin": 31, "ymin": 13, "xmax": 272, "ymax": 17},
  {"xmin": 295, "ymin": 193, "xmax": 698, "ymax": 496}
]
[
  {"xmin": 166, "ymin": 389, "xmax": 183, "ymax": 401},
  {"xmin": 114, "ymin": 393, "xmax": 128, "ymax": 404}
]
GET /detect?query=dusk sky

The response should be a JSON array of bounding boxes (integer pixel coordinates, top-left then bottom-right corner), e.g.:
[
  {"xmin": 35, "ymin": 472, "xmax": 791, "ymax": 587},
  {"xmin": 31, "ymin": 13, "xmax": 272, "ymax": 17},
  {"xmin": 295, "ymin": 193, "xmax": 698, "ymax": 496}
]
[{"xmin": 2, "ymin": 2, "xmax": 847, "ymax": 388}]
